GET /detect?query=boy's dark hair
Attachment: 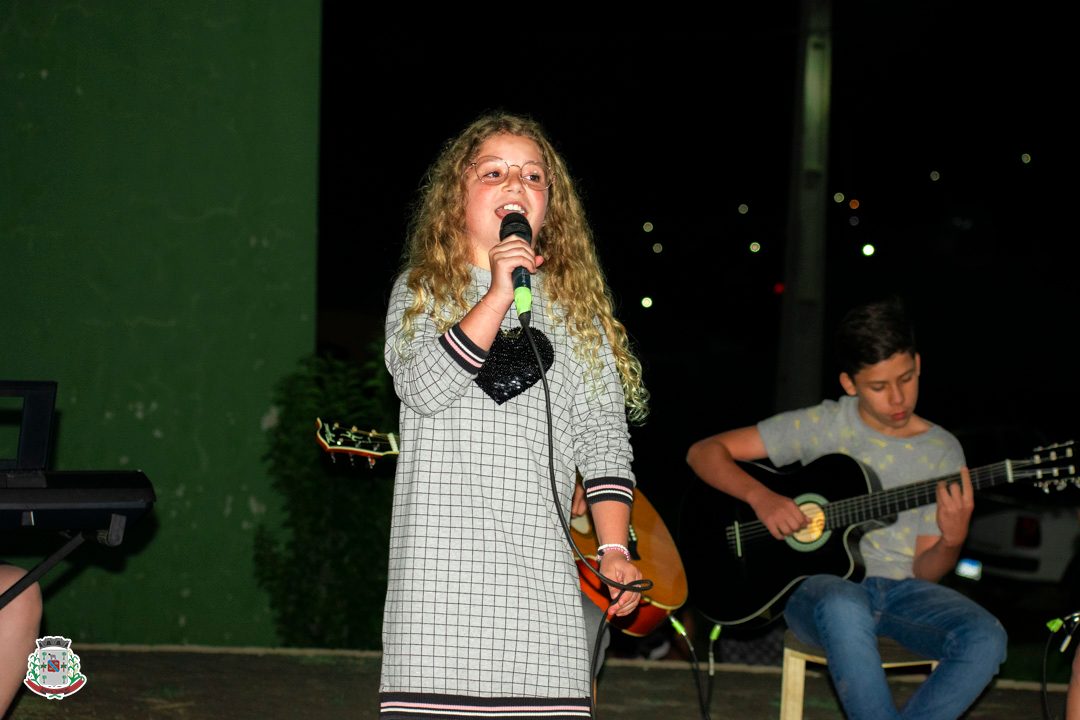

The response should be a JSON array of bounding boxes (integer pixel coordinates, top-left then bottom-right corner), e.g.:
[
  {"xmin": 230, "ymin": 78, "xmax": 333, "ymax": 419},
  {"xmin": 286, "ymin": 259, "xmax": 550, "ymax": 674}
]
[{"xmin": 834, "ymin": 296, "xmax": 917, "ymax": 377}]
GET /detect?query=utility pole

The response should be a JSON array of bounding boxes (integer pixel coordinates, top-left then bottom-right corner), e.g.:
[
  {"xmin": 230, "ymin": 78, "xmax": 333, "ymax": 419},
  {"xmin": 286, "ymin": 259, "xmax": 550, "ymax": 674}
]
[{"xmin": 775, "ymin": 0, "xmax": 832, "ymax": 412}]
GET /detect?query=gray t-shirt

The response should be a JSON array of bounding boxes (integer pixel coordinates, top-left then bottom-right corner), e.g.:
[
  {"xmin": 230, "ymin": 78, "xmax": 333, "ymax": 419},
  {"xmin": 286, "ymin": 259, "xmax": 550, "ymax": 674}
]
[{"xmin": 757, "ymin": 395, "xmax": 965, "ymax": 580}]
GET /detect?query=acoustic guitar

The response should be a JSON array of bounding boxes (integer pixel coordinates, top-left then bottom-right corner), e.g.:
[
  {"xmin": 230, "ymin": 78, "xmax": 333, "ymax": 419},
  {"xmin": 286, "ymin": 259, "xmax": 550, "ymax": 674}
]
[
  {"xmin": 571, "ymin": 486, "xmax": 688, "ymax": 637},
  {"xmin": 315, "ymin": 418, "xmax": 399, "ymax": 466},
  {"xmin": 314, "ymin": 418, "xmax": 687, "ymax": 637},
  {"xmin": 679, "ymin": 441, "xmax": 1077, "ymax": 629}
]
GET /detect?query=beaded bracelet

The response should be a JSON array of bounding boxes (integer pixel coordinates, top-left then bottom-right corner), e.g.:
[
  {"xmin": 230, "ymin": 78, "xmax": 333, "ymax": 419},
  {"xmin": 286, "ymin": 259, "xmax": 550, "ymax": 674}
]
[{"xmin": 596, "ymin": 543, "xmax": 631, "ymax": 562}]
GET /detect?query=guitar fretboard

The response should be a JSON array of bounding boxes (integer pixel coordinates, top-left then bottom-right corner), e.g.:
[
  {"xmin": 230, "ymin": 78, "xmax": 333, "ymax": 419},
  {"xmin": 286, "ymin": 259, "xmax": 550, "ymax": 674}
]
[
  {"xmin": 827, "ymin": 452, "xmax": 1075, "ymax": 529},
  {"xmin": 725, "ymin": 443, "xmax": 1076, "ymax": 551}
]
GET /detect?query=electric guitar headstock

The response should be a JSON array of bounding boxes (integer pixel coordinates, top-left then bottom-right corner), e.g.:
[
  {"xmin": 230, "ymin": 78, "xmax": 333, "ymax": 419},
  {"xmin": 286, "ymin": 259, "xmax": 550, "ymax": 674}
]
[{"xmin": 315, "ymin": 417, "xmax": 399, "ymax": 468}]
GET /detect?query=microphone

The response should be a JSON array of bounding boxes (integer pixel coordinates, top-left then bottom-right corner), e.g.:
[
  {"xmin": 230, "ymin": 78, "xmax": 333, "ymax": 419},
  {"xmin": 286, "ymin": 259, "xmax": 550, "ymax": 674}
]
[{"xmin": 498, "ymin": 212, "xmax": 533, "ymax": 326}]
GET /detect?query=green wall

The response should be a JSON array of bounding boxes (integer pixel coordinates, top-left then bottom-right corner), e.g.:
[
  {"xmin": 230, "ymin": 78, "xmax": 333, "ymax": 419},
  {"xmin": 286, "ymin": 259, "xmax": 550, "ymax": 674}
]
[{"xmin": 0, "ymin": 1, "xmax": 320, "ymax": 645}]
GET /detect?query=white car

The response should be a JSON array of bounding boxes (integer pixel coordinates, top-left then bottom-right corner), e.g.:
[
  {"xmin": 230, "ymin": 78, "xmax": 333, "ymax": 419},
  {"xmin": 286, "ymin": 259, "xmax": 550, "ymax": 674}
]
[{"xmin": 960, "ymin": 498, "xmax": 1080, "ymax": 584}]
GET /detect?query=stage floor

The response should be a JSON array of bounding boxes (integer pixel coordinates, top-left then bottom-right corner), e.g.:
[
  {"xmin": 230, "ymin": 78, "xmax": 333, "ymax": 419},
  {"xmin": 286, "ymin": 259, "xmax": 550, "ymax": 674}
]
[{"xmin": 7, "ymin": 644, "xmax": 1069, "ymax": 720}]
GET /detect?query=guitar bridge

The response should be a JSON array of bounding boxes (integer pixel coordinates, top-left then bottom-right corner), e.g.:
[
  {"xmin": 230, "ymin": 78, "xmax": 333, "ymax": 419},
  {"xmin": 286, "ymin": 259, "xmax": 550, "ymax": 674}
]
[{"xmin": 727, "ymin": 522, "xmax": 743, "ymax": 558}]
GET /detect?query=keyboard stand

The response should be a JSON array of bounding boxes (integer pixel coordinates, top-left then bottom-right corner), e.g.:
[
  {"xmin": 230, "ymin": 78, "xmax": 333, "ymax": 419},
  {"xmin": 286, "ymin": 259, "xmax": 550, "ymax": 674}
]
[{"xmin": 0, "ymin": 532, "xmax": 86, "ymax": 611}]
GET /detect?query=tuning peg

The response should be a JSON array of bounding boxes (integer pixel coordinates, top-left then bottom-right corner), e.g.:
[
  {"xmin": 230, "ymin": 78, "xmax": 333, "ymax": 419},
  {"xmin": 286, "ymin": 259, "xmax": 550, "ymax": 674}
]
[{"xmin": 1035, "ymin": 440, "xmax": 1077, "ymax": 457}]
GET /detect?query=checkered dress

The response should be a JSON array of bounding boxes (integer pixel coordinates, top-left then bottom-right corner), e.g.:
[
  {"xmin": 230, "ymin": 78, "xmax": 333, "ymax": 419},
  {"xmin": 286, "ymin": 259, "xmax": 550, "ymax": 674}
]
[{"xmin": 379, "ymin": 267, "xmax": 635, "ymax": 719}]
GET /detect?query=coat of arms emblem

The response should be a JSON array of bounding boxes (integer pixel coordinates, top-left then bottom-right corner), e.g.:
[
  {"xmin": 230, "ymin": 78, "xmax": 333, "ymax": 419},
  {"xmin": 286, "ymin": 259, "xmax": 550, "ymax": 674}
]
[{"xmin": 24, "ymin": 636, "xmax": 87, "ymax": 699}]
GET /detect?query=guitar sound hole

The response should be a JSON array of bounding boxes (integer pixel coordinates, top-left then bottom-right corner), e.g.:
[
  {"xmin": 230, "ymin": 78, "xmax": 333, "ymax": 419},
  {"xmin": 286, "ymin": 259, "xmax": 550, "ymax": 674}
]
[{"xmin": 792, "ymin": 503, "xmax": 825, "ymax": 543}]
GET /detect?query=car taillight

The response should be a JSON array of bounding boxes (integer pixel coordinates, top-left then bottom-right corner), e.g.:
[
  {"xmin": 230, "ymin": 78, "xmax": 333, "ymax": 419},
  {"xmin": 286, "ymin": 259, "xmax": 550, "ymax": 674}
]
[{"xmin": 1013, "ymin": 515, "xmax": 1041, "ymax": 548}]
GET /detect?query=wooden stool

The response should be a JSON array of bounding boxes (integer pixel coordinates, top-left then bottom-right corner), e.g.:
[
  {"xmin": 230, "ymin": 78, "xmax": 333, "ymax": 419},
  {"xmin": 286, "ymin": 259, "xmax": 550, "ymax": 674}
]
[{"xmin": 779, "ymin": 628, "xmax": 939, "ymax": 720}]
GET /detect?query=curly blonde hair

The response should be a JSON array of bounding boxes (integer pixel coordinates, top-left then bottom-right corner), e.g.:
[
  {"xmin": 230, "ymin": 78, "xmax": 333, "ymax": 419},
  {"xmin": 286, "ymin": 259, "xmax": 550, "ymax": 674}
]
[{"xmin": 396, "ymin": 111, "xmax": 649, "ymax": 424}]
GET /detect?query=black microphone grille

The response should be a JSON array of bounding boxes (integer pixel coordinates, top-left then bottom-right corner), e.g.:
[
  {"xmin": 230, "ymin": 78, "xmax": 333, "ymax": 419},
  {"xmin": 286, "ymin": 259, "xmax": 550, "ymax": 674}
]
[{"xmin": 499, "ymin": 212, "xmax": 532, "ymax": 243}]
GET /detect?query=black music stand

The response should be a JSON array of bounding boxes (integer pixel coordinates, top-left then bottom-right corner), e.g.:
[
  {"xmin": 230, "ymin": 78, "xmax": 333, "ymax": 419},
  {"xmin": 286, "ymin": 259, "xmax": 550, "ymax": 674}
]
[{"xmin": 0, "ymin": 380, "xmax": 154, "ymax": 610}]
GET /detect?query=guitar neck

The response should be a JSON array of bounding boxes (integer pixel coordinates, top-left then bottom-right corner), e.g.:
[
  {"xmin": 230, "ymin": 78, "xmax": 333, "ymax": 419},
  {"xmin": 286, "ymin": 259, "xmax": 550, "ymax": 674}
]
[{"xmin": 828, "ymin": 456, "xmax": 1054, "ymax": 529}]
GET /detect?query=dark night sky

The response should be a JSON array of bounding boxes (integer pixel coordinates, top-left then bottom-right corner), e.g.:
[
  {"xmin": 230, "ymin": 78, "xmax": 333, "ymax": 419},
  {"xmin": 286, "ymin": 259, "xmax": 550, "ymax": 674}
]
[{"xmin": 315, "ymin": 6, "xmax": 1075, "ymax": 517}]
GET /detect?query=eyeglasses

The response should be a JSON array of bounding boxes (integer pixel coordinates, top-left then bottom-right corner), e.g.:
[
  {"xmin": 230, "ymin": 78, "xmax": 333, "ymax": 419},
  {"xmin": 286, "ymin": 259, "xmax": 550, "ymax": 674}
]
[{"xmin": 469, "ymin": 155, "xmax": 553, "ymax": 191}]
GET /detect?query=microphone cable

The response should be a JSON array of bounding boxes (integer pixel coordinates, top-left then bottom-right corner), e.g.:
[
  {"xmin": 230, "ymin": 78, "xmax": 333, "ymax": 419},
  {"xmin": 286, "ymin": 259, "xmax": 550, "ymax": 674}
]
[
  {"xmin": 520, "ymin": 320, "xmax": 654, "ymax": 717},
  {"xmin": 1042, "ymin": 610, "xmax": 1080, "ymax": 720},
  {"xmin": 667, "ymin": 614, "xmax": 715, "ymax": 720}
]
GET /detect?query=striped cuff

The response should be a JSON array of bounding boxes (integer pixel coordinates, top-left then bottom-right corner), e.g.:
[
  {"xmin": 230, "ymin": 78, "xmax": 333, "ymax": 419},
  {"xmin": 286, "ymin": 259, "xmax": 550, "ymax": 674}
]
[
  {"xmin": 582, "ymin": 476, "xmax": 634, "ymax": 506},
  {"xmin": 380, "ymin": 693, "xmax": 591, "ymax": 719},
  {"xmin": 439, "ymin": 323, "xmax": 488, "ymax": 374}
]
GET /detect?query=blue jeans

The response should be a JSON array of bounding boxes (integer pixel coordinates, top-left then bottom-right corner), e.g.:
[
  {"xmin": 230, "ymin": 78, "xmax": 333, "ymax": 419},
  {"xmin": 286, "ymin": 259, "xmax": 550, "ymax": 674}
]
[{"xmin": 784, "ymin": 575, "xmax": 1007, "ymax": 720}]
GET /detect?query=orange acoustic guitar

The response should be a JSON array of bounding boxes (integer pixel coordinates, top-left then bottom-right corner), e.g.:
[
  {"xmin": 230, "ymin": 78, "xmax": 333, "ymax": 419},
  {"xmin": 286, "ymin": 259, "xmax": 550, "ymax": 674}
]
[
  {"xmin": 315, "ymin": 418, "xmax": 687, "ymax": 637},
  {"xmin": 571, "ymin": 486, "xmax": 688, "ymax": 637}
]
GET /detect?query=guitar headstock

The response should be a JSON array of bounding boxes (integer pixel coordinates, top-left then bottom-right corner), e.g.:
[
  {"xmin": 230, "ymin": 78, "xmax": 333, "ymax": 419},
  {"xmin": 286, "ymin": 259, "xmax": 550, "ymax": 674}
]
[
  {"xmin": 1026, "ymin": 440, "xmax": 1078, "ymax": 493},
  {"xmin": 315, "ymin": 417, "xmax": 399, "ymax": 468}
]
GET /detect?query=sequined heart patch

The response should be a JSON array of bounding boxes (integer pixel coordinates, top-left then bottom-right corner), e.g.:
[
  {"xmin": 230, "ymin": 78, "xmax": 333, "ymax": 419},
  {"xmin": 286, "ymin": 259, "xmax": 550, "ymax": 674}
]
[{"xmin": 475, "ymin": 328, "xmax": 554, "ymax": 404}]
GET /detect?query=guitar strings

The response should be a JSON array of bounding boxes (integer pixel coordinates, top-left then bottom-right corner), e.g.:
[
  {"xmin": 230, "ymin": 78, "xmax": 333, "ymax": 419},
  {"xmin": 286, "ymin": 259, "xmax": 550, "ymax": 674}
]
[{"xmin": 725, "ymin": 456, "xmax": 1075, "ymax": 548}]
